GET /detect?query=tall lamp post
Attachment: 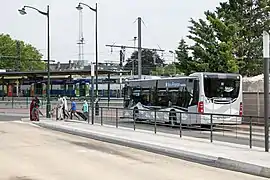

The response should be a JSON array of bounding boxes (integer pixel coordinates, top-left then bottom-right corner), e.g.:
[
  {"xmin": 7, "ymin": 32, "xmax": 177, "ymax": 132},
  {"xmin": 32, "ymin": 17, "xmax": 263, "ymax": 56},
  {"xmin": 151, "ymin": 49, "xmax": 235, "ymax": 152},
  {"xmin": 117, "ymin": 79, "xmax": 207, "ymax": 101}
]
[
  {"xmin": 76, "ymin": 2, "xmax": 99, "ymax": 115},
  {"xmin": 18, "ymin": 5, "xmax": 51, "ymax": 118}
]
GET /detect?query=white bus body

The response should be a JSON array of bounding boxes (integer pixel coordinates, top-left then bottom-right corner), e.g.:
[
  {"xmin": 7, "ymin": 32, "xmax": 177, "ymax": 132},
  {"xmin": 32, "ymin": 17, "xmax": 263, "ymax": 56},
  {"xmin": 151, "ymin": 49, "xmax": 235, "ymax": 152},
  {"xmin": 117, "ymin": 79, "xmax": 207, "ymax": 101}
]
[{"xmin": 122, "ymin": 72, "xmax": 243, "ymax": 125}]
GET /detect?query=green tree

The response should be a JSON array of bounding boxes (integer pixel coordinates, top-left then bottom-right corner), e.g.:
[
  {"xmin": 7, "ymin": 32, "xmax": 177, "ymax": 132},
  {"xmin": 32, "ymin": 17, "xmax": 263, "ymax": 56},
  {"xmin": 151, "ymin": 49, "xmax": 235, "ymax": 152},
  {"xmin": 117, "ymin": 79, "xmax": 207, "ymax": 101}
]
[
  {"xmin": 216, "ymin": 0, "xmax": 270, "ymax": 76},
  {"xmin": 175, "ymin": 39, "xmax": 195, "ymax": 75},
  {"xmin": 0, "ymin": 34, "xmax": 45, "ymax": 71},
  {"xmin": 124, "ymin": 49, "xmax": 164, "ymax": 75},
  {"xmin": 187, "ymin": 11, "xmax": 239, "ymax": 73},
  {"xmin": 185, "ymin": 0, "xmax": 270, "ymax": 76},
  {"xmin": 151, "ymin": 64, "xmax": 183, "ymax": 76}
]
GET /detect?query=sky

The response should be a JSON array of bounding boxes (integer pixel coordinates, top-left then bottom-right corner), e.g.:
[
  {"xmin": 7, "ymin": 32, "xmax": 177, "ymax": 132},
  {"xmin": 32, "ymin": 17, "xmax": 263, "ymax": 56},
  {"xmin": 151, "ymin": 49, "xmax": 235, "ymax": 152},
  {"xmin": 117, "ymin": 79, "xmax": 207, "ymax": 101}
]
[{"xmin": 1, "ymin": 0, "xmax": 226, "ymax": 64}]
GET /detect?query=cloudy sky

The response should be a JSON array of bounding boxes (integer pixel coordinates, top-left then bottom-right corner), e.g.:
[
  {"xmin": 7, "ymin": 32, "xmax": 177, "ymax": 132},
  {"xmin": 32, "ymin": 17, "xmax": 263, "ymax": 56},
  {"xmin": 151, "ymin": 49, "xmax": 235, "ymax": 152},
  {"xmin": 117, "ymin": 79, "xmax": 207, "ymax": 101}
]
[{"xmin": 1, "ymin": 0, "xmax": 225, "ymax": 64}]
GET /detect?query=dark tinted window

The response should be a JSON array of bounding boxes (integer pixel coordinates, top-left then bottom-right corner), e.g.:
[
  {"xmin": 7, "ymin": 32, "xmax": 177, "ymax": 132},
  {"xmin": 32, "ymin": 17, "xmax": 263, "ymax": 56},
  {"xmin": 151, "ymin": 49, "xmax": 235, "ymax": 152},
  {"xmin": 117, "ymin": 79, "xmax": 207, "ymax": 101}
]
[{"xmin": 204, "ymin": 78, "xmax": 240, "ymax": 99}]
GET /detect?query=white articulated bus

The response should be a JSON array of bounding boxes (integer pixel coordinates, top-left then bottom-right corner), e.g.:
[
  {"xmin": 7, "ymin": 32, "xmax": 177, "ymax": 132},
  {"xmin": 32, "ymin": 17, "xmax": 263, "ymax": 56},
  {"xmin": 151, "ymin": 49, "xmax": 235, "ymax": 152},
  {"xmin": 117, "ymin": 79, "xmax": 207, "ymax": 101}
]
[{"xmin": 122, "ymin": 72, "xmax": 243, "ymax": 125}]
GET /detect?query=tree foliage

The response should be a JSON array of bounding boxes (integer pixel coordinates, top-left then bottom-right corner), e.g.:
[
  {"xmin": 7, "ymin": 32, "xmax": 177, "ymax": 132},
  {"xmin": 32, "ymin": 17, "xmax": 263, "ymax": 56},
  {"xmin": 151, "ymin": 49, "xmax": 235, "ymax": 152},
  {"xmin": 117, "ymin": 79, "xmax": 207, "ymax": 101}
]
[
  {"xmin": 175, "ymin": 39, "xmax": 195, "ymax": 75},
  {"xmin": 177, "ymin": 0, "xmax": 270, "ymax": 76},
  {"xmin": 151, "ymin": 64, "xmax": 183, "ymax": 76},
  {"xmin": 124, "ymin": 49, "xmax": 164, "ymax": 75},
  {"xmin": 187, "ymin": 11, "xmax": 239, "ymax": 73},
  {"xmin": 0, "ymin": 34, "xmax": 45, "ymax": 71}
]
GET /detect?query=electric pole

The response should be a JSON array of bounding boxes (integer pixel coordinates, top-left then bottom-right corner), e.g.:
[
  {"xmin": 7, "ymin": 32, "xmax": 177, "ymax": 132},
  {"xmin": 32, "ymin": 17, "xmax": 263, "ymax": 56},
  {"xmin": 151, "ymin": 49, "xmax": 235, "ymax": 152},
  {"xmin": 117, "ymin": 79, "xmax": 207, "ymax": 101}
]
[
  {"xmin": 106, "ymin": 17, "xmax": 165, "ymax": 79},
  {"xmin": 133, "ymin": 36, "xmax": 137, "ymax": 77},
  {"xmin": 138, "ymin": 17, "xmax": 142, "ymax": 79}
]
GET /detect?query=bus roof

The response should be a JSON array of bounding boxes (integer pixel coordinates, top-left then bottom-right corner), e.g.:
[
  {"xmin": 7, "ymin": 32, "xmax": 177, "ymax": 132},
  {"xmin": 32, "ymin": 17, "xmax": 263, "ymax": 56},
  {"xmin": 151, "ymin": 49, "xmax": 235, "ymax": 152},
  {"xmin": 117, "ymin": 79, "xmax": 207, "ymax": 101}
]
[
  {"xmin": 190, "ymin": 72, "xmax": 241, "ymax": 77},
  {"xmin": 126, "ymin": 76, "xmax": 197, "ymax": 82}
]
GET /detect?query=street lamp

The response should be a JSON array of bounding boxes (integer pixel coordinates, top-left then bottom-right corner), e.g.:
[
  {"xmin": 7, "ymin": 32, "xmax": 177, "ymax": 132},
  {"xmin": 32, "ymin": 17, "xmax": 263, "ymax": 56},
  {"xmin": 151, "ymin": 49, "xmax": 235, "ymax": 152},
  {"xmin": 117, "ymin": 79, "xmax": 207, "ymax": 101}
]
[
  {"xmin": 18, "ymin": 5, "xmax": 51, "ymax": 118},
  {"xmin": 76, "ymin": 2, "xmax": 99, "ymax": 115}
]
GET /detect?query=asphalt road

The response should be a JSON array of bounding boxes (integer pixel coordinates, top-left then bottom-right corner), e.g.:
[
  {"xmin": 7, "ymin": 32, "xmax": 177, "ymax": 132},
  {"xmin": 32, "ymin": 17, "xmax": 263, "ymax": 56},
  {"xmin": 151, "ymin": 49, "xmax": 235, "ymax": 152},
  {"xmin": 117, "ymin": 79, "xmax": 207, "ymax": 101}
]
[
  {"xmin": 0, "ymin": 121, "xmax": 267, "ymax": 180},
  {"xmin": 0, "ymin": 115, "xmax": 27, "ymax": 121}
]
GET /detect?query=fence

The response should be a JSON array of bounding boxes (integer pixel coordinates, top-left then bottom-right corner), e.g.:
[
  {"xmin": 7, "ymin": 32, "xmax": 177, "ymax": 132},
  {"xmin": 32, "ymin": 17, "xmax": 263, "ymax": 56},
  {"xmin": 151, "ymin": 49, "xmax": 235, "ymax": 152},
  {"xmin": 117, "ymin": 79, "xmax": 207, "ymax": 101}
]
[
  {"xmin": 0, "ymin": 97, "xmax": 123, "ymax": 110},
  {"xmin": 243, "ymin": 92, "xmax": 269, "ymax": 124},
  {"xmin": 83, "ymin": 106, "xmax": 268, "ymax": 150}
]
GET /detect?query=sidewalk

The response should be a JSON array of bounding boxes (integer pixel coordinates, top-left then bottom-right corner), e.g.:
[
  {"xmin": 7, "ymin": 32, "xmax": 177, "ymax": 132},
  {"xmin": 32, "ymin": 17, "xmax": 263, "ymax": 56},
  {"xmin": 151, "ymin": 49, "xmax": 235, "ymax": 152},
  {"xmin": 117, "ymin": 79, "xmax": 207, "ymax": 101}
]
[{"xmin": 31, "ymin": 118, "xmax": 270, "ymax": 178}]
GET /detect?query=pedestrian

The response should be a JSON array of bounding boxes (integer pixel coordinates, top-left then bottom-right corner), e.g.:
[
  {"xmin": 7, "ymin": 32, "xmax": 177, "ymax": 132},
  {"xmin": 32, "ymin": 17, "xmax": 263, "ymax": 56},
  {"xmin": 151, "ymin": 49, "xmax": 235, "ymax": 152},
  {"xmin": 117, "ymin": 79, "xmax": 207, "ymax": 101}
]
[
  {"xmin": 82, "ymin": 99, "xmax": 89, "ymax": 121},
  {"xmin": 62, "ymin": 96, "xmax": 69, "ymax": 119},
  {"xmin": 70, "ymin": 98, "xmax": 77, "ymax": 119},
  {"xmin": 35, "ymin": 96, "xmax": 40, "ymax": 108},
  {"xmin": 56, "ymin": 95, "xmax": 64, "ymax": 120},
  {"xmin": 30, "ymin": 97, "xmax": 36, "ymax": 121}
]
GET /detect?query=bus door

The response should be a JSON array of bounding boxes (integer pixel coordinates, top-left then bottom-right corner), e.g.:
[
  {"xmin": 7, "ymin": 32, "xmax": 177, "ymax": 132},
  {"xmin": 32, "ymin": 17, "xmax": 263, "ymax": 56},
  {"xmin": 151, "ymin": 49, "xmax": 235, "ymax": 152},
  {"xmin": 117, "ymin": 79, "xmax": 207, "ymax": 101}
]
[
  {"xmin": 85, "ymin": 82, "xmax": 90, "ymax": 97},
  {"xmin": 30, "ymin": 83, "xmax": 35, "ymax": 97},
  {"xmin": 42, "ymin": 83, "xmax": 46, "ymax": 97},
  {"xmin": 75, "ymin": 83, "xmax": 80, "ymax": 97}
]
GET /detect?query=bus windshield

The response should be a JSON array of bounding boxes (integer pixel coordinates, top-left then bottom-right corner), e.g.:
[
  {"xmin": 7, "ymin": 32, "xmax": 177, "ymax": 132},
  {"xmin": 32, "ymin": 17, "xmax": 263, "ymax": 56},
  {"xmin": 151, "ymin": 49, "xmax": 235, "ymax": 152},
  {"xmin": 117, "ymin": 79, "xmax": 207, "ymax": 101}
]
[{"xmin": 204, "ymin": 77, "xmax": 240, "ymax": 99}]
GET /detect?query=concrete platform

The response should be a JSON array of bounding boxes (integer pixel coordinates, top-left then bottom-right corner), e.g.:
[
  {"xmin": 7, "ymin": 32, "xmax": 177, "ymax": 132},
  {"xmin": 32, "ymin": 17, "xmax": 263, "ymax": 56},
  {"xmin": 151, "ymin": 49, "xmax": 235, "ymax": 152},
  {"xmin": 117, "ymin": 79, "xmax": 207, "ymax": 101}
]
[{"xmin": 32, "ymin": 119, "xmax": 270, "ymax": 178}]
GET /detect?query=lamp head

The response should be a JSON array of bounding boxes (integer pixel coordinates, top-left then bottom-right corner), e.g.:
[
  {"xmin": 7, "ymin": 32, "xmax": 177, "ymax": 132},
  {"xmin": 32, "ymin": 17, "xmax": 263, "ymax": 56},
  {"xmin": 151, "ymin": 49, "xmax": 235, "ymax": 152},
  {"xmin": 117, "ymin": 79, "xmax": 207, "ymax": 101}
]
[
  {"xmin": 18, "ymin": 7, "xmax": 27, "ymax": 15},
  {"xmin": 76, "ymin": 4, "xmax": 83, "ymax": 10}
]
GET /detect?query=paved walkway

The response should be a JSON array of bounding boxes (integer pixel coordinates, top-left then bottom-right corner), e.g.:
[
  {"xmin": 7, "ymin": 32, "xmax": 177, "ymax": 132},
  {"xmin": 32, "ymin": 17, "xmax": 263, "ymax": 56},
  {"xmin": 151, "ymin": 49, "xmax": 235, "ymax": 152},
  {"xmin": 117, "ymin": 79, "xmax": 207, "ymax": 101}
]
[
  {"xmin": 32, "ymin": 118, "xmax": 270, "ymax": 178},
  {"xmin": 1, "ymin": 121, "xmax": 267, "ymax": 180}
]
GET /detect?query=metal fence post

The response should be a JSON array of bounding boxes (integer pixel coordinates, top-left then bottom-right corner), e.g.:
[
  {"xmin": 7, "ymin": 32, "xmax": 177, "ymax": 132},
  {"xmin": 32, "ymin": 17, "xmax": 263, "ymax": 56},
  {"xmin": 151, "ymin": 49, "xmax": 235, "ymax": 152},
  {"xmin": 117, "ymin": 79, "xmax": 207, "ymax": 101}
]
[
  {"xmin": 210, "ymin": 114, "xmax": 213, "ymax": 143},
  {"xmin": 154, "ymin": 109, "xmax": 157, "ymax": 134},
  {"xmin": 116, "ymin": 108, "xmax": 118, "ymax": 128},
  {"xmin": 235, "ymin": 117, "xmax": 238, "ymax": 138},
  {"xmin": 12, "ymin": 91, "xmax": 14, "ymax": 109},
  {"xmin": 250, "ymin": 116, "xmax": 252, "ymax": 149},
  {"xmin": 101, "ymin": 107, "xmax": 103, "ymax": 126},
  {"xmin": 133, "ymin": 110, "xmax": 136, "ymax": 131},
  {"xmin": 26, "ymin": 96, "xmax": 29, "ymax": 108},
  {"xmin": 179, "ymin": 112, "xmax": 182, "ymax": 138}
]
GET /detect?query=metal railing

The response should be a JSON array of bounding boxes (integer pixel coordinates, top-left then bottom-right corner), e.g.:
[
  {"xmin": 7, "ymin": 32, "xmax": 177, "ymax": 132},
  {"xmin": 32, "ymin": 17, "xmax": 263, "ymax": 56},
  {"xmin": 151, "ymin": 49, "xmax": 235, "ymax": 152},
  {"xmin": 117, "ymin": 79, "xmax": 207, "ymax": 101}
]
[
  {"xmin": 0, "ymin": 97, "xmax": 123, "ymax": 110},
  {"xmin": 86, "ymin": 106, "xmax": 268, "ymax": 150}
]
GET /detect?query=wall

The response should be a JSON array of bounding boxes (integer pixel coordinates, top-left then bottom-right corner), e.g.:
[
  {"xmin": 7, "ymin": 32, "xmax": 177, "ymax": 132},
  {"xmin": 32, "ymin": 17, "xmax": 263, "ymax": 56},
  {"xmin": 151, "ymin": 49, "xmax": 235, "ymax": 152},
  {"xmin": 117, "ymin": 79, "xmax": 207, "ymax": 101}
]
[{"xmin": 243, "ymin": 92, "xmax": 267, "ymax": 124}]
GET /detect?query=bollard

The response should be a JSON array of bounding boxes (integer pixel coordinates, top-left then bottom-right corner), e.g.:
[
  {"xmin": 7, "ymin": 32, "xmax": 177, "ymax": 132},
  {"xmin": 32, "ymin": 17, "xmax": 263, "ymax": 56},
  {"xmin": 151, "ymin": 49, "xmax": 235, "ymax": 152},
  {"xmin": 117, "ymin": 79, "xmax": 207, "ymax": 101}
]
[
  {"xmin": 250, "ymin": 116, "xmax": 252, "ymax": 149},
  {"xmin": 179, "ymin": 112, "xmax": 182, "ymax": 138},
  {"xmin": 154, "ymin": 109, "xmax": 157, "ymax": 134},
  {"xmin": 210, "ymin": 114, "xmax": 213, "ymax": 143},
  {"xmin": 101, "ymin": 107, "xmax": 103, "ymax": 126},
  {"xmin": 116, "ymin": 108, "xmax": 118, "ymax": 128}
]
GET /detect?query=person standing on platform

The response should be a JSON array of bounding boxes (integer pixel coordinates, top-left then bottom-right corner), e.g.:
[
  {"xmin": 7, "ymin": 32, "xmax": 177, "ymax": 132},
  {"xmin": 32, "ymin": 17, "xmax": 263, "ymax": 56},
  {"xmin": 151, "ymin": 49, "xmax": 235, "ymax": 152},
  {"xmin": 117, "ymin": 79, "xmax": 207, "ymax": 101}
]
[
  {"xmin": 30, "ymin": 97, "xmax": 35, "ymax": 121},
  {"xmin": 56, "ymin": 95, "xmax": 64, "ymax": 120},
  {"xmin": 70, "ymin": 98, "xmax": 77, "ymax": 119},
  {"xmin": 62, "ymin": 96, "xmax": 68, "ymax": 119},
  {"xmin": 82, "ymin": 99, "xmax": 89, "ymax": 121}
]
